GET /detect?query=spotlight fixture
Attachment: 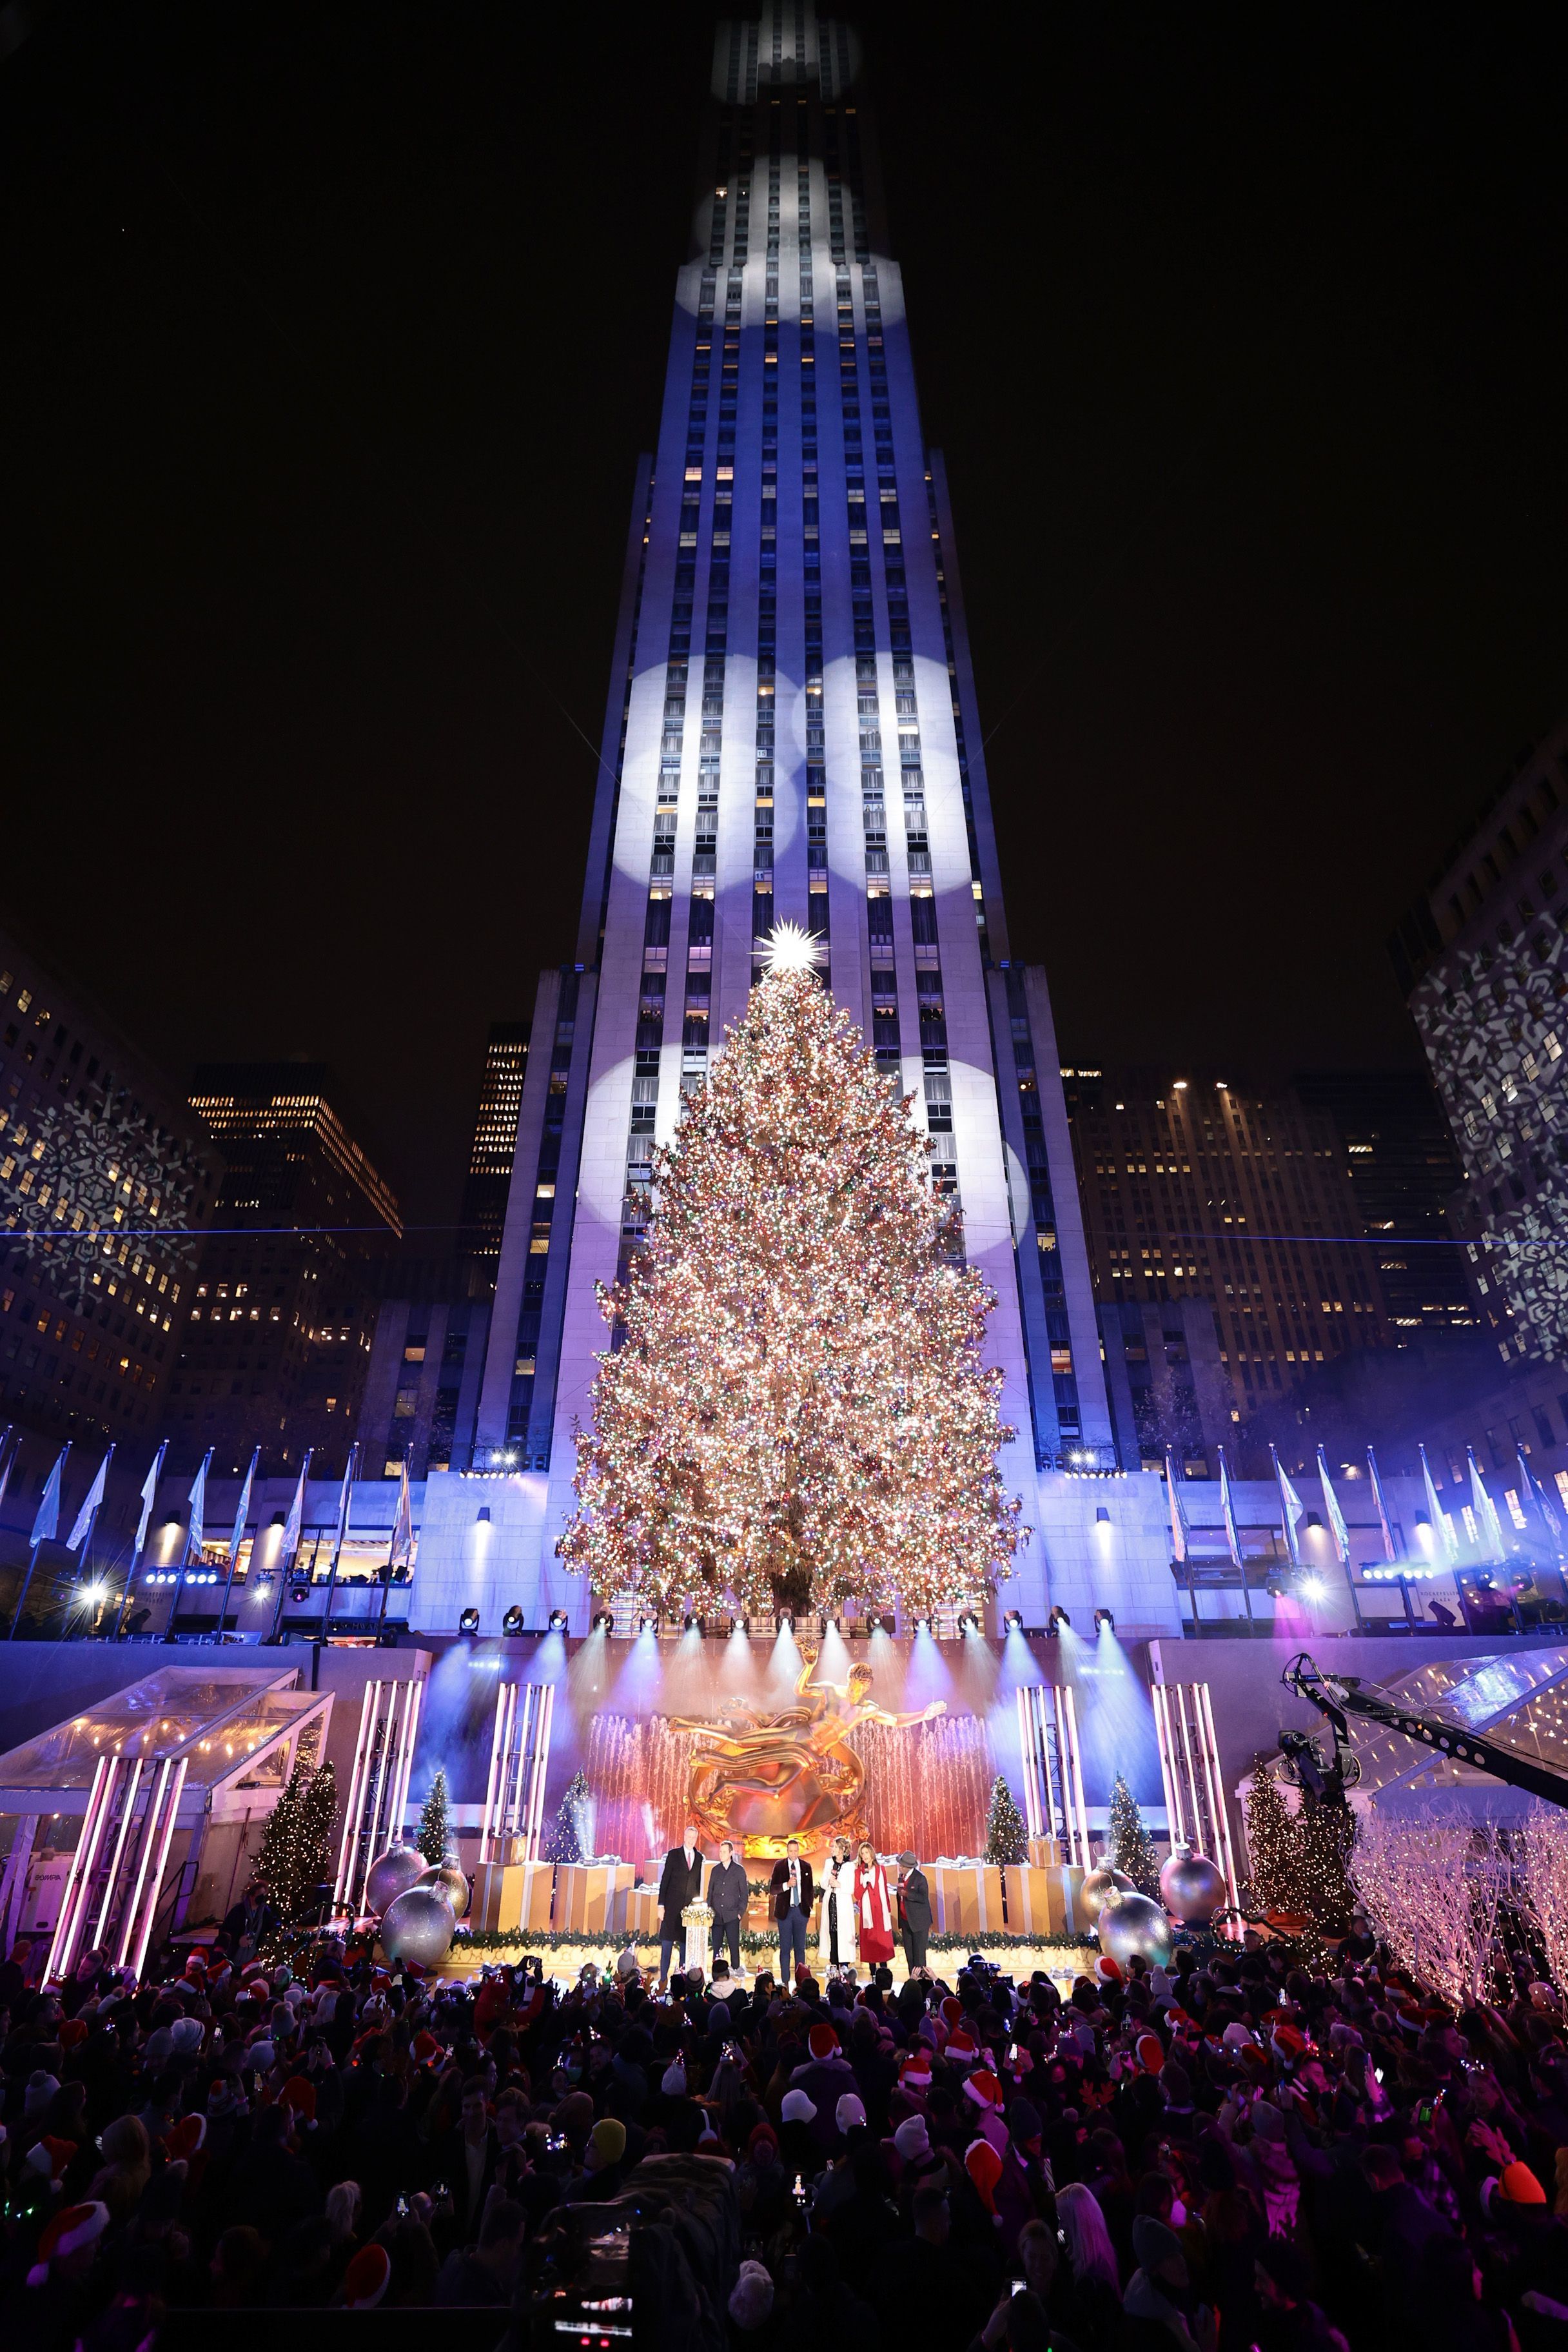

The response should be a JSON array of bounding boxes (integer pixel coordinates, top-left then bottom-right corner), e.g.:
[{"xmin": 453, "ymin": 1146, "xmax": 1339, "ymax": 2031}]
[
  {"xmin": 1093, "ymin": 1608, "xmax": 1115, "ymax": 1634},
  {"xmin": 459, "ymin": 1607, "xmax": 481, "ymax": 1634},
  {"xmin": 548, "ymin": 1609, "xmax": 569, "ymax": 1631},
  {"xmin": 502, "ymin": 1605, "xmax": 524, "ymax": 1634},
  {"xmin": 476, "ymin": 1505, "xmax": 492, "ymax": 1524},
  {"xmin": 876, "ymin": 1613, "xmax": 897, "ymax": 1636},
  {"xmin": 1095, "ymin": 1505, "xmax": 1111, "ymax": 1525},
  {"xmin": 1003, "ymin": 1609, "xmax": 1024, "ymax": 1632},
  {"xmin": 1298, "ymin": 1576, "xmax": 1328, "ymax": 1602},
  {"xmin": 777, "ymin": 1612, "xmax": 794, "ymax": 1633},
  {"xmin": 637, "ymin": 1614, "xmax": 658, "ymax": 1634},
  {"xmin": 914, "ymin": 1616, "xmax": 933, "ymax": 1635},
  {"xmin": 957, "ymin": 1611, "xmax": 980, "ymax": 1636},
  {"xmin": 592, "ymin": 1611, "xmax": 614, "ymax": 1633},
  {"xmin": 291, "ymin": 1584, "xmax": 309, "ymax": 1605},
  {"xmin": 1046, "ymin": 1605, "xmax": 1072, "ymax": 1636},
  {"xmin": 683, "ymin": 1612, "xmax": 705, "ymax": 1635}
]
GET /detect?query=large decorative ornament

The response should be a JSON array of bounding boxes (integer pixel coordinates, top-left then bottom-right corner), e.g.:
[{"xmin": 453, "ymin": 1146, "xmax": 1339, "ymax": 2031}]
[
  {"xmin": 364, "ymin": 1845, "xmax": 427, "ymax": 1917},
  {"xmin": 416, "ymin": 1859, "xmax": 470, "ymax": 1919},
  {"xmin": 1080, "ymin": 1866, "xmax": 1135, "ymax": 1916},
  {"xmin": 380, "ymin": 1884, "xmax": 457, "ymax": 1968},
  {"xmin": 1159, "ymin": 1846, "xmax": 1226, "ymax": 1926},
  {"xmin": 1097, "ymin": 1892, "xmax": 1175, "ymax": 1969}
]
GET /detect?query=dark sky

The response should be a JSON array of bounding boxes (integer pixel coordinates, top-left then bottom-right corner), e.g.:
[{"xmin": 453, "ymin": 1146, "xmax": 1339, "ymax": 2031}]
[{"xmin": 3, "ymin": 3, "xmax": 1567, "ymax": 1231}]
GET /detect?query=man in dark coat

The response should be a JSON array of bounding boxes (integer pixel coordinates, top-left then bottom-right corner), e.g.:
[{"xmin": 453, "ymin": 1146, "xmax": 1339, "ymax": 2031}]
[
  {"xmin": 707, "ymin": 1836, "xmax": 749, "ymax": 1974},
  {"xmin": 656, "ymin": 1824, "xmax": 705, "ymax": 1989},
  {"xmin": 897, "ymin": 1850, "xmax": 932, "ymax": 1975},
  {"xmin": 769, "ymin": 1837, "xmax": 815, "ymax": 1982}
]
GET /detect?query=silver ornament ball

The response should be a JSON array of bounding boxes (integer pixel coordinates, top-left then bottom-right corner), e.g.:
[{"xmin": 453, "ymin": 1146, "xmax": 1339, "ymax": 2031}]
[
  {"xmin": 1097, "ymin": 1891, "xmax": 1175, "ymax": 1970},
  {"xmin": 1159, "ymin": 1847, "xmax": 1226, "ymax": 1926},
  {"xmin": 417, "ymin": 1859, "xmax": 470, "ymax": 1919},
  {"xmin": 380, "ymin": 1884, "xmax": 457, "ymax": 1968},
  {"xmin": 364, "ymin": 1844, "xmax": 427, "ymax": 1916},
  {"xmin": 1081, "ymin": 1866, "xmax": 1136, "ymax": 1916}
]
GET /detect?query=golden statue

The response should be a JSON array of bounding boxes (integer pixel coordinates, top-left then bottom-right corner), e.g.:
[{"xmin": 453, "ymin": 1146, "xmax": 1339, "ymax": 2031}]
[{"xmin": 666, "ymin": 1647, "xmax": 946, "ymax": 1857}]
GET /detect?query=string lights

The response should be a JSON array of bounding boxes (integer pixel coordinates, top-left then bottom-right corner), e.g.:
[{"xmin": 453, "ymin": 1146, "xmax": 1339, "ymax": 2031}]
[{"xmin": 557, "ymin": 953, "xmax": 1025, "ymax": 1618}]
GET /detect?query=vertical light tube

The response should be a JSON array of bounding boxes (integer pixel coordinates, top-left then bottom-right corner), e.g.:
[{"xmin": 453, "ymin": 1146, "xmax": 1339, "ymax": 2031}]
[
  {"xmin": 94, "ymin": 1757, "xmax": 144, "ymax": 1950},
  {"xmin": 352, "ymin": 1685, "xmax": 393, "ymax": 1912},
  {"xmin": 59, "ymin": 1755, "xmax": 123, "ymax": 1977},
  {"xmin": 1191, "ymin": 1680, "xmax": 1226, "ymax": 1873},
  {"xmin": 335, "ymin": 1681, "xmax": 378, "ymax": 1903},
  {"xmin": 44, "ymin": 1756, "xmax": 109, "ymax": 1984},
  {"xmin": 1049, "ymin": 1687, "xmax": 1074, "ymax": 1863},
  {"xmin": 1152, "ymin": 1682, "xmax": 1184, "ymax": 1848},
  {"xmin": 1016, "ymin": 1687, "xmax": 1043, "ymax": 1839},
  {"xmin": 392, "ymin": 1676, "xmax": 424, "ymax": 1854},
  {"xmin": 1063, "ymin": 1684, "xmax": 1090, "ymax": 1865},
  {"xmin": 526, "ymin": 1683, "xmax": 555, "ymax": 1861},
  {"xmin": 480, "ymin": 1683, "xmax": 511, "ymax": 1863},
  {"xmin": 1198, "ymin": 1682, "xmax": 1242, "ymax": 1910},
  {"xmin": 1175, "ymin": 1687, "xmax": 1203, "ymax": 1855},
  {"xmin": 500, "ymin": 1683, "xmax": 522, "ymax": 1845},
  {"xmin": 131, "ymin": 1758, "xmax": 187, "ymax": 1981},
  {"xmin": 116, "ymin": 1759, "xmax": 170, "ymax": 1968}
]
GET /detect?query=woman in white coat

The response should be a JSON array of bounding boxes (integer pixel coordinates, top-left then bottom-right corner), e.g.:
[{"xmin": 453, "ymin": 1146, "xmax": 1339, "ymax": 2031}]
[{"xmin": 817, "ymin": 1834, "xmax": 858, "ymax": 1974}]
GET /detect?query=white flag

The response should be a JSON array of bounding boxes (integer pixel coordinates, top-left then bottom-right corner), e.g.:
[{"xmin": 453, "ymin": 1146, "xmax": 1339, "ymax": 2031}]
[
  {"xmin": 1271, "ymin": 1447, "xmax": 1305, "ymax": 1565},
  {"xmin": 1419, "ymin": 1444, "xmax": 1458, "ymax": 1563},
  {"xmin": 280, "ymin": 1451, "xmax": 313, "ymax": 1567},
  {"xmin": 184, "ymin": 1449, "xmax": 213, "ymax": 1563},
  {"xmin": 392, "ymin": 1455, "xmax": 413, "ymax": 1566},
  {"xmin": 229, "ymin": 1448, "xmax": 259, "ymax": 1567},
  {"xmin": 132, "ymin": 1441, "xmax": 168, "ymax": 1566},
  {"xmin": 1164, "ymin": 1449, "xmax": 1188, "ymax": 1563},
  {"xmin": 30, "ymin": 1445, "xmax": 69, "ymax": 1547},
  {"xmin": 66, "ymin": 1446, "xmax": 113, "ymax": 1552},
  {"xmin": 1317, "ymin": 1447, "xmax": 1351, "ymax": 1565},
  {"xmin": 1468, "ymin": 1447, "xmax": 1507, "ymax": 1565},
  {"xmin": 1217, "ymin": 1446, "xmax": 1243, "ymax": 1568}
]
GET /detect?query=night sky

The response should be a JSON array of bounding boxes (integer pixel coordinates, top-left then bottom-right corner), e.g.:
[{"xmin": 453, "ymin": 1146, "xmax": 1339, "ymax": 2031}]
[{"xmin": 3, "ymin": 4, "xmax": 1567, "ymax": 1231}]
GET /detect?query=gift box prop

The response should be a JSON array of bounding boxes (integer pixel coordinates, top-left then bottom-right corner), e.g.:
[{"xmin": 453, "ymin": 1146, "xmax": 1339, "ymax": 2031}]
[
  {"xmin": 471, "ymin": 1859, "xmax": 554, "ymax": 1935},
  {"xmin": 554, "ymin": 1862, "xmax": 636, "ymax": 1935}
]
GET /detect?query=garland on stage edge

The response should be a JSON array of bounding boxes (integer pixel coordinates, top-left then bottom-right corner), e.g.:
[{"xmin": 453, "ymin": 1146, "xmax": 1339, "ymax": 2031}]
[{"xmin": 449, "ymin": 1926, "xmax": 1095, "ymax": 1958}]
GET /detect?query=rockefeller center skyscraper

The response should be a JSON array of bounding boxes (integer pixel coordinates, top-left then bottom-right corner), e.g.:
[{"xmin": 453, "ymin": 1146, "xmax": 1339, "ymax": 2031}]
[{"xmin": 451, "ymin": 8, "xmax": 1113, "ymax": 1628}]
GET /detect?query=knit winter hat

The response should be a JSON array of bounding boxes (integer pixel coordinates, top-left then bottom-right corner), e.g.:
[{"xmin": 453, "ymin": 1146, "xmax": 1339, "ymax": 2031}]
[
  {"xmin": 965, "ymin": 2138, "xmax": 1003, "ymax": 2215},
  {"xmin": 1133, "ymin": 2215, "xmax": 1185, "ymax": 2277},
  {"xmin": 729, "ymin": 2259, "xmax": 775, "ymax": 2330},
  {"xmin": 340, "ymin": 2244, "xmax": 391, "ymax": 2309},
  {"xmin": 780, "ymin": 2088, "xmax": 816, "ymax": 2124},
  {"xmin": 1008, "ymin": 2098, "xmax": 1043, "ymax": 2146},
  {"xmin": 24, "ymin": 2071, "xmax": 59, "ymax": 2119},
  {"xmin": 835, "ymin": 2092, "xmax": 867, "ymax": 2134},
  {"xmin": 893, "ymin": 2114, "xmax": 931, "ymax": 2161},
  {"xmin": 590, "ymin": 2117, "xmax": 627, "ymax": 2166},
  {"xmin": 661, "ymin": 2061, "xmax": 687, "ymax": 2097},
  {"xmin": 170, "ymin": 2015, "xmax": 204, "ymax": 2054}
]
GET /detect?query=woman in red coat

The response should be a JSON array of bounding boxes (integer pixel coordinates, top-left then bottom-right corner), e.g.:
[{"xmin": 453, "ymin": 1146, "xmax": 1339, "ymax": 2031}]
[{"xmin": 852, "ymin": 1839, "xmax": 896, "ymax": 1967}]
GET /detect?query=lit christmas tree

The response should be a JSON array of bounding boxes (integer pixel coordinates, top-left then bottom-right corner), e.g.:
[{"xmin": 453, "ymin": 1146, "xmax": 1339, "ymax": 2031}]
[
  {"xmin": 983, "ymin": 1774, "xmax": 1028, "ymax": 1865},
  {"xmin": 416, "ymin": 1765, "xmax": 450, "ymax": 1866},
  {"xmin": 558, "ymin": 928, "xmax": 1024, "ymax": 1618},
  {"xmin": 1242, "ymin": 1765, "xmax": 1304, "ymax": 1916},
  {"xmin": 544, "ymin": 1769, "xmax": 590, "ymax": 1864},
  {"xmin": 253, "ymin": 1757, "xmax": 338, "ymax": 1926},
  {"xmin": 1108, "ymin": 1772, "xmax": 1161, "ymax": 1897}
]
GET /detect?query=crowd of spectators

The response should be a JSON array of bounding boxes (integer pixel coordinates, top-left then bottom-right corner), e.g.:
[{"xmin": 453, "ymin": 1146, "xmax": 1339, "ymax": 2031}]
[{"xmin": 6, "ymin": 1908, "xmax": 1568, "ymax": 2352}]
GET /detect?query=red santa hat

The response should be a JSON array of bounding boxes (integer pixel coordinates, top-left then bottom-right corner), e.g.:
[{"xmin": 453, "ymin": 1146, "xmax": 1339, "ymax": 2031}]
[
  {"xmin": 945, "ymin": 2028, "xmax": 978, "ymax": 2067},
  {"xmin": 57, "ymin": 2018, "xmax": 88, "ymax": 2053},
  {"xmin": 1093, "ymin": 1954, "xmax": 1123, "ymax": 1986},
  {"xmin": 411, "ymin": 2030, "xmax": 443, "ymax": 2067},
  {"xmin": 279, "ymin": 2076, "xmax": 317, "ymax": 2130},
  {"xmin": 808, "ymin": 2023, "xmax": 839, "ymax": 2062},
  {"xmin": 1136, "ymin": 2033, "xmax": 1166, "ymax": 2076},
  {"xmin": 164, "ymin": 2114, "xmax": 207, "ymax": 2164},
  {"xmin": 900, "ymin": 2050, "xmax": 932, "ymax": 2092},
  {"xmin": 965, "ymin": 2139, "xmax": 1004, "ymax": 2218},
  {"xmin": 27, "ymin": 2202, "xmax": 108, "ymax": 2285},
  {"xmin": 963, "ymin": 2067, "xmax": 1003, "ymax": 2112},
  {"xmin": 25, "ymin": 2135, "xmax": 75, "ymax": 2188},
  {"xmin": 339, "ymin": 2244, "xmax": 391, "ymax": 2309},
  {"xmin": 940, "ymin": 1997, "xmax": 964, "ymax": 2030}
]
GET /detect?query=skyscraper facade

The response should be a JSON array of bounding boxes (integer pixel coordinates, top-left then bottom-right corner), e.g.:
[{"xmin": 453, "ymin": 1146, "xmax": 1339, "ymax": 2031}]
[
  {"xmin": 458, "ymin": 1021, "xmax": 529, "ymax": 1280},
  {"xmin": 454, "ymin": 10, "xmax": 1112, "ymax": 1628}
]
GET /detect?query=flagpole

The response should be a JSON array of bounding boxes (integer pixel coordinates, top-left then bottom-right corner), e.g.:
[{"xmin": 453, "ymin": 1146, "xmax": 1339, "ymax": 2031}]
[
  {"xmin": 10, "ymin": 1443, "xmax": 70, "ymax": 1642},
  {"xmin": 268, "ymin": 1450, "xmax": 313, "ymax": 1642},
  {"xmin": 163, "ymin": 1449, "xmax": 213, "ymax": 1643},
  {"xmin": 319, "ymin": 1444, "xmax": 358, "ymax": 1638},
  {"xmin": 112, "ymin": 1440, "xmax": 169, "ymax": 1641},
  {"xmin": 377, "ymin": 1458, "xmax": 411, "ymax": 1637},
  {"xmin": 71, "ymin": 1445, "xmax": 114, "ymax": 1632},
  {"xmin": 217, "ymin": 1448, "xmax": 259, "ymax": 1645}
]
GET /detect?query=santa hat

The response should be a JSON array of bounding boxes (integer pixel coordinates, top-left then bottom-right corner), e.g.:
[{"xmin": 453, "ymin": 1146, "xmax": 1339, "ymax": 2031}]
[
  {"xmin": 340, "ymin": 2244, "xmax": 391, "ymax": 2309},
  {"xmin": 279, "ymin": 2077, "xmax": 317, "ymax": 2130},
  {"xmin": 964, "ymin": 2067, "xmax": 1003, "ymax": 2112},
  {"xmin": 164, "ymin": 2115, "xmax": 207, "ymax": 2164},
  {"xmin": 945, "ymin": 2028, "xmax": 978, "ymax": 2067},
  {"xmin": 1239, "ymin": 2044, "xmax": 1271, "ymax": 2078},
  {"xmin": 27, "ymin": 2202, "xmax": 108, "ymax": 2285},
  {"xmin": 1094, "ymin": 1955, "xmax": 1123, "ymax": 1986},
  {"xmin": 1271, "ymin": 2024, "xmax": 1308, "ymax": 2064},
  {"xmin": 900, "ymin": 2050, "xmax": 933, "ymax": 2092},
  {"xmin": 57, "ymin": 2018, "xmax": 88, "ymax": 2053},
  {"xmin": 940, "ymin": 1997, "xmax": 963, "ymax": 2029},
  {"xmin": 1498, "ymin": 2162, "xmax": 1547, "ymax": 2207},
  {"xmin": 808, "ymin": 2022, "xmax": 839, "ymax": 2061},
  {"xmin": 25, "ymin": 2136, "xmax": 75, "ymax": 2188},
  {"xmin": 207, "ymin": 1957, "xmax": 233, "ymax": 1988},
  {"xmin": 411, "ymin": 2030, "xmax": 443, "ymax": 2067},
  {"xmin": 1220, "ymin": 2023, "xmax": 1257, "ymax": 2052},
  {"xmin": 1136, "ymin": 2033, "xmax": 1166, "ymax": 2075},
  {"xmin": 965, "ymin": 2138, "xmax": 1004, "ymax": 2217}
]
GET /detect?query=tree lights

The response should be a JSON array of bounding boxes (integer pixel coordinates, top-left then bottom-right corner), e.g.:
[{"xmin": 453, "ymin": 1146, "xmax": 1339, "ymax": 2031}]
[{"xmin": 557, "ymin": 954, "xmax": 1024, "ymax": 1618}]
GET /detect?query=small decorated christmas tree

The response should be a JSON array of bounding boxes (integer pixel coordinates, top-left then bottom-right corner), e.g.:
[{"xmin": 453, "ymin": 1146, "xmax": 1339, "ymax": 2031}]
[
  {"xmin": 254, "ymin": 1757, "xmax": 337, "ymax": 1924},
  {"xmin": 984, "ymin": 1774, "xmax": 1028, "ymax": 1866},
  {"xmin": 416, "ymin": 1765, "xmax": 450, "ymax": 1865},
  {"xmin": 295, "ymin": 1760, "xmax": 338, "ymax": 1915},
  {"xmin": 544, "ymin": 1769, "xmax": 591, "ymax": 1864},
  {"xmin": 1242, "ymin": 1758, "xmax": 1357, "ymax": 1955},
  {"xmin": 1108, "ymin": 1772, "xmax": 1160, "ymax": 1897},
  {"xmin": 1243, "ymin": 1763, "xmax": 1308, "ymax": 1916}
]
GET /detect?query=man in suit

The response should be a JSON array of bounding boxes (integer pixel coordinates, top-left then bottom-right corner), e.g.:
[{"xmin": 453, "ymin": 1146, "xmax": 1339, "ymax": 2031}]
[
  {"xmin": 898, "ymin": 1848, "xmax": 932, "ymax": 1976},
  {"xmin": 657, "ymin": 1825, "xmax": 705, "ymax": 1990},
  {"xmin": 707, "ymin": 1836, "xmax": 749, "ymax": 1974},
  {"xmin": 769, "ymin": 1836, "xmax": 814, "ymax": 1982}
]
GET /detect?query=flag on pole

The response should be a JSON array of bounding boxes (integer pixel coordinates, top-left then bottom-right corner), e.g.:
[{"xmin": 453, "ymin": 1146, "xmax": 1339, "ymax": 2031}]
[
  {"xmin": 1317, "ymin": 1447, "xmax": 1351, "ymax": 1565},
  {"xmin": 392, "ymin": 1455, "xmax": 413, "ymax": 1566},
  {"xmin": 1271, "ymin": 1446, "xmax": 1306, "ymax": 1565},
  {"xmin": 184, "ymin": 1450, "xmax": 213, "ymax": 1565},
  {"xmin": 1419, "ymin": 1444, "xmax": 1458, "ymax": 1562},
  {"xmin": 0, "ymin": 1427, "xmax": 16, "ymax": 1523},
  {"xmin": 1217, "ymin": 1446, "xmax": 1243, "ymax": 1568},
  {"xmin": 1367, "ymin": 1447, "xmax": 1398, "ymax": 1563},
  {"xmin": 1468, "ymin": 1446, "xmax": 1507, "ymax": 1564},
  {"xmin": 331, "ymin": 1447, "xmax": 355, "ymax": 1558},
  {"xmin": 30, "ymin": 1446, "xmax": 69, "ymax": 1548},
  {"xmin": 132, "ymin": 1442, "xmax": 167, "ymax": 1567},
  {"xmin": 280, "ymin": 1452, "xmax": 313, "ymax": 1569},
  {"xmin": 229, "ymin": 1447, "xmax": 259, "ymax": 1568},
  {"xmin": 1518, "ymin": 1445, "xmax": 1566, "ymax": 1556},
  {"xmin": 66, "ymin": 1446, "xmax": 113, "ymax": 1552}
]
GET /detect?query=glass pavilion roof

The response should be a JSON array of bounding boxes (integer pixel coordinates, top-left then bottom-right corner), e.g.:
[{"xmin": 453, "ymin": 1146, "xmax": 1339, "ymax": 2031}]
[
  {"xmin": 0, "ymin": 1667, "xmax": 316, "ymax": 1793},
  {"xmin": 1340, "ymin": 1649, "xmax": 1568, "ymax": 1803}
]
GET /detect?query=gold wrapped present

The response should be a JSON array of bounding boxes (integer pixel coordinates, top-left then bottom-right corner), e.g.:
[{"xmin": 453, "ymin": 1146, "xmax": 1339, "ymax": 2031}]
[
  {"xmin": 1000, "ymin": 1865, "xmax": 1075, "ymax": 1937},
  {"xmin": 625, "ymin": 1885, "xmax": 660, "ymax": 1939},
  {"xmin": 471, "ymin": 1859, "xmax": 554, "ymax": 1935},
  {"xmin": 554, "ymin": 1863, "xmax": 635, "ymax": 1934},
  {"xmin": 1026, "ymin": 1837, "xmax": 1063, "ymax": 1869}
]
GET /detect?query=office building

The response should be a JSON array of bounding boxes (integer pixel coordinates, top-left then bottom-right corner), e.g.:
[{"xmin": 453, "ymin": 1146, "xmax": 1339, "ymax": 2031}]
[
  {"xmin": 1390, "ymin": 715, "xmax": 1568, "ymax": 1366},
  {"xmin": 0, "ymin": 923, "xmax": 219, "ymax": 1447},
  {"xmin": 434, "ymin": 8, "xmax": 1113, "ymax": 1631},
  {"xmin": 178, "ymin": 1064, "xmax": 402, "ymax": 1473},
  {"xmin": 458, "ymin": 1021, "xmax": 529, "ymax": 1280},
  {"xmin": 1291, "ymin": 1070, "xmax": 1473, "ymax": 1335},
  {"xmin": 357, "ymin": 1289, "xmax": 492, "ymax": 1480}
]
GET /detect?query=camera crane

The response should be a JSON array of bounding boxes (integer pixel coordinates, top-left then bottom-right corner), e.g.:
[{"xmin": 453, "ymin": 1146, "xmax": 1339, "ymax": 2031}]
[{"xmin": 1280, "ymin": 1651, "xmax": 1568, "ymax": 1814}]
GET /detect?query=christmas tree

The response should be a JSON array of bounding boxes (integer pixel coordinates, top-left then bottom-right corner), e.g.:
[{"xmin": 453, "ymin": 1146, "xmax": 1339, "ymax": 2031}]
[
  {"xmin": 416, "ymin": 1765, "xmax": 450, "ymax": 1865},
  {"xmin": 1242, "ymin": 1764, "xmax": 1304, "ymax": 1915},
  {"xmin": 253, "ymin": 1757, "xmax": 338, "ymax": 1925},
  {"xmin": 1243, "ymin": 1761, "xmax": 1357, "ymax": 1955},
  {"xmin": 544, "ymin": 1769, "xmax": 590, "ymax": 1864},
  {"xmin": 558, "ymin": 928, "xmax": 1024, "ymax": 1618},
  {"xmin": 295, "ymin": 1761, "xmax": 338, "ymax": 1917},
  {"xmin": 1108, "ymin": 1773, "xmax": 1160, "ymax": 1897},
  {"xmin": 983, "ymin": 1774, "xmax": 1028, "ymax": 1865}
]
